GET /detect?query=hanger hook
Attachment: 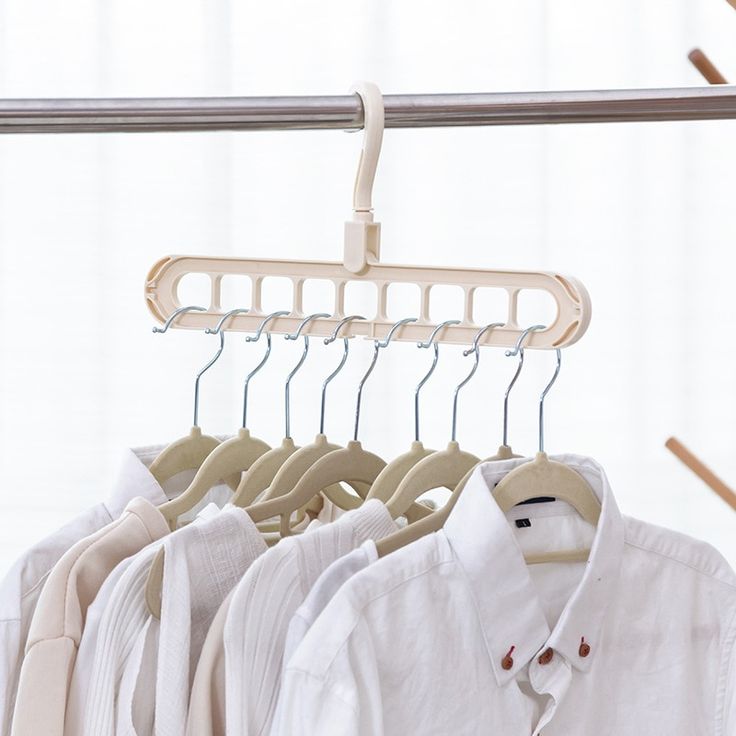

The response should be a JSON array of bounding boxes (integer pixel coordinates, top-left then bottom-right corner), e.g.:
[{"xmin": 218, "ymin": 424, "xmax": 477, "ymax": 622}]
[
  {"xmin": 205, "ymin": 308, "xmax": 250, "ymax": 335},
  {"xmin": 414, "ymin": 320, "xmax": 461, "ymax": 443},
  {"xmin": 502, "ymin": 324, "xmax": 546, "ymax": 447},
  {"xmin": 244, "ymin": 310, "xmax": 290, "ymax": 343},
  {"xmin": 344, "ymin": 81, "xmax": 385, "ymax": 275},
  {"xmin": 241, "ymin": 311, "xmax": 290, "ymax": 429},
  {"xmin": 320, "ymin": 315, "xmax": 366, "ymax": 435},
  {"xmin": 451, "ymin": 323, "xmax": 505, "ymax": 442},
  {"xmin": 354, "ymin": 317, "xmax": 417, "ymax": 442},
  {"xmin": 283, "ymin": 313, "xmax": 332, "ymax": 439},
  {"xmin": 192, "ymin": 329, "xmax": 226, "ymax": 429},
  {"xmin": 538, "ymin": 348, "xmax": 562, "ymax": 453},
  {"xmin": 152, "ymin": 305, "xmax": 206, "ymax": 333}
]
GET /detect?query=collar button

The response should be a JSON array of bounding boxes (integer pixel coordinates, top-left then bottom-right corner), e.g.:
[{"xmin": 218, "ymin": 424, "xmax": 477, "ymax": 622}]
[
  {"xmin": 538, "ymin": 647, "xmax": 554, "ymax": 665},
  {"xmin": 579, "ymin": 638, "xmax": 591, "ymax": 658}
]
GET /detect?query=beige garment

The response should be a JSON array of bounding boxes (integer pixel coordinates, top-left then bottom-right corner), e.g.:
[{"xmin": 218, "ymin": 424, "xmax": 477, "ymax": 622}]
[
  {"xmin": 185, "ymin": 591, "xmax": 231, "ymax": 736},
  {"xmin": 10, "ymin": 497, "xmax": 170, "ymax": 736}
]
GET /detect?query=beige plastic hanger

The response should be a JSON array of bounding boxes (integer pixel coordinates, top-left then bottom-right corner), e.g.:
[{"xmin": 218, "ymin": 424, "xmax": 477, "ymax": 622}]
[
  {"xmin": 156, "ymin": 310, "xmax": 284, "ymax": 528},
  {"xmin": 148, "ymin": 305, "xmax": 241, "ymax": 493},
  {"xmin": 232, "ymin": 313, "xmax": 332, "ymax": 506},
  {"xmin": 377, "ymin": 323, "xmax": 530, "ymax": 557},
  {"xmin": 246, "ymin": 318, "xmax": 416, "ymax": 535},
  {"xmin": 260, "ymin": 315, "xmax": 372, "ymax": 509},
  {"xmin": 366, "ymin": 320, "xmax": 461, "ymax": 520}
]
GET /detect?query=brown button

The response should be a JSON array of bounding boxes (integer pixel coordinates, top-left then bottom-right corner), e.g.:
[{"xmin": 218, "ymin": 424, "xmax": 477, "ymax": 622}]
[
  {"xmin": 538, "ymin": 647, "xmax": 554, "ymax": 665},
  {"xmin": 579, "ymin": 638, "xmax": 591, "ymax": 658},
  {"xmin": 501, "ymin": 645, "xmax": 515, "ymax": 670}
]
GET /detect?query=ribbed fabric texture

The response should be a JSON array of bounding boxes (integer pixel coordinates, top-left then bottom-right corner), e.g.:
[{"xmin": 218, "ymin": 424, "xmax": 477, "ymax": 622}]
[
  {"xmin": 155, "ymin": 506, "xmax": 266, "ymax": 736},
  {"xmin": 223, "ymin": 499, "xmax": 397, "ymax": 736}
]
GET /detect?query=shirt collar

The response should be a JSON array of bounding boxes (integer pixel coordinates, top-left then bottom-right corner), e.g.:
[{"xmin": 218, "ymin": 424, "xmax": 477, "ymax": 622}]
[
  {"xmin": 443, "ymin": 453, "xmax": 624, "ymax": 686},
  {"xmin": 104, "ymin": 446, "xmax": 169, "ymax": 519}
]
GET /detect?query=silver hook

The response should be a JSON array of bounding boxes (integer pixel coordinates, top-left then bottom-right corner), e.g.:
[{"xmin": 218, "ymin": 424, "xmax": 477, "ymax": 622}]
[
  {"xmin": 502, "ymin": 324, "xmax": 546, "ymax": 447},
  {"xmin": 204, "ymin": 308, "xmax": 250, "ymax": 335},
  {"xmin": 152, "ymin": 305, "xmax": 206, "ymax": 333},
  {"xmin": 414, "ymin": 320, "xmax": 461, "ymax": 442},
  {"xmin": 451, "ymin": 322, "xmax": 505, "ymax": 442},
  {"xmin": 354, "ymin": 317, "xmax": 417, "ymax": 441},
  {"xmin": 538, "ymin": 348, "xmax": 562, "ymax": 453},
  {"xmin": 283, "ymin": 313, "xmax": 332, "ymax": 439},
  {"xmin": 241, "ymin": 311, "xmax": 290, "ymax": 429},
  {"xmin": 320, "ymin": 315, "xmax": 366, "ymax": 435}
]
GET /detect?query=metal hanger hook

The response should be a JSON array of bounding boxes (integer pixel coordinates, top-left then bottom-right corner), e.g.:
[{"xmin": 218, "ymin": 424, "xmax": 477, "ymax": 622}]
[
  {"xmin": 538, "ymin": 348, "xmax": 562, "ymax": 453},
  {"xmin": 204, "ymin": 308, "xmax": 250, "ymax": 335},
  {"xmin": 414, "ymin": 320, "xmax": 461, "ymax": 442},
  {"xmin": 283, "ymin": 313, "xmax": 332, "ymax": 439},
  {"xmin": 240, "ymin": 311, "xmax": 290, "ymax": 428},
  {"xmin": 152, "ymin": 305, "xmax": 206, "ymax": 333},
  {"xmin": 353, "ymin": 317, "xmax": 417, "ymax": 442},
  {"xmin": 502, "ymin": 324, "xmax": 546, "ymax": 446},
  {"xmin": 192, "ymin": 329, "xmax": 227, "ymax": 429},
  {"xmin": 452, "ymin": 322, "xmax": 505, "ymax": 442},
  {"xmin": 320, "ymin": 316, "xmax": 366, "ymax": 435}
]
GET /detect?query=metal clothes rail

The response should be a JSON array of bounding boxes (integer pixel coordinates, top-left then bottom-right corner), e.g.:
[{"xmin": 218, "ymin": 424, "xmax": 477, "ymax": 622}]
[{"xmin": 0, "ymin": 86, "xmax": 735, "ymax": 134}]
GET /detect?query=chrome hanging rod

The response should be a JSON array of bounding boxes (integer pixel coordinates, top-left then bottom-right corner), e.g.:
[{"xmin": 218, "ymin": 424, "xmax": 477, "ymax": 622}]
[{"xmin": 0, "ymin": 86, "xmax": 734, "ymax": 133}]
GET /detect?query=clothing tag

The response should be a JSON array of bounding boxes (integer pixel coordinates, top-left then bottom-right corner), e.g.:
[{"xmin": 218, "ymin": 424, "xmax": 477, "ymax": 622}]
[{"xmin": 515, "ymin": 518, "xmax": 532, "ymax": 528}]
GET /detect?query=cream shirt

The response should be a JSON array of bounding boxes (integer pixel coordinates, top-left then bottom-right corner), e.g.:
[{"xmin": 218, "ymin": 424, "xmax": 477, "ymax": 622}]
[
  {"xmin": 10, "ymin": 496, "xmax": 171, "ymax": 736},
  {"xmin": 0, "ymin": 445, "xmax": 174, "ymax": 736},
  {"xmin": 274, "ymin": 455, "xmax": 736, "ymax": 736},
  {"xmin": 223, "ymin": 500, "xmax": 397, "ymax": 736}
]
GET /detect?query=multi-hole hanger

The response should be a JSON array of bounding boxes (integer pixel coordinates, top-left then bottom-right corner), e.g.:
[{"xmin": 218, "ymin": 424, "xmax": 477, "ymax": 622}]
[{"xmin": 145, "ymin": 82, "xmax": 591, "ymax": 353}]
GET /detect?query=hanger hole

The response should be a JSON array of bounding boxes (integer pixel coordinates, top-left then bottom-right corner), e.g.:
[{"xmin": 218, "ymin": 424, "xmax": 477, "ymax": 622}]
[
  {"xmin": 176, "ymin": 273, "xmax": 212, "ymax": 309},
  {"xmin": 517, "ymin": 289, "xmax": 558, "ymax": 328},
  {"xmin": 219, "ymin": 275, "xmax": 253, "ymax": 312},
  {"xmin": 473, "ymin": 287, "xmax": 509, "ymax": 326},
  {"xmin": 302, "ymin": 279, "xmax": 335, "ymax": 315},
  {"xmin": 343, "ymin": 281, "xmax": 378, "ymax": 319},
  {"xmin": 260, "ymin": 276, "xmax": 294, "ymax": 314},
  {"xmin": 428, "ymin": 285, "xmax": 465, "ymax": 324},
  {"xmin": 385, "ymin": 283, "xmax": 421, "ymax": 321}
]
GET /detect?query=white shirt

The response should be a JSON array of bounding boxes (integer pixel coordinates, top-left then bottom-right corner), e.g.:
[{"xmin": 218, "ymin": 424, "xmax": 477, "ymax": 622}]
[
  {"xmin": 224, "ymin": 499, "xmax": 397, "ymax": 736},
  {"xmin": 0, "ymin": 445, "xmax": 169, "ymax": 736},
  {"xmin": 274, "ymin": 454, "xmax": 736, "ymax": 736},
  {"xmin": 98, "ymin": 505, "xmax": 265, "ymax": 736}
]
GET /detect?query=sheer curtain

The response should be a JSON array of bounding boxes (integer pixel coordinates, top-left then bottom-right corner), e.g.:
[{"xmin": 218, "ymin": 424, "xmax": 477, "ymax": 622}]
[{"xmin": 1, "ymin": 0, "xmax": 736, "ymax": 574}]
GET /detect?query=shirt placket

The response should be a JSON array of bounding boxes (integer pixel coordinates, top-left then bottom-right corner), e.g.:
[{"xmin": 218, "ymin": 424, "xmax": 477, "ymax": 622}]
[{"xmin": 526, "ymin": 647, "xmax": 572, "ymax": 736}]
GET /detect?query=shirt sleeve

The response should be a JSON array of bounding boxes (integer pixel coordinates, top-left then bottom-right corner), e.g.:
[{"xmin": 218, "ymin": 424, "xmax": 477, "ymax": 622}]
[
  {"xmin": 270, "ymin": 670, "xmax": 363, "ymax": 736},
  {"xmin": 11, "ymin": 637, "xmax": 77, "ymax": 736},
  {"xmin": 271, "ymin": 608, "xmax": 384, "ymax": 736},
  {"xmin": 723, "ymin": 623, "xmax": 736, "ymax": 734}
]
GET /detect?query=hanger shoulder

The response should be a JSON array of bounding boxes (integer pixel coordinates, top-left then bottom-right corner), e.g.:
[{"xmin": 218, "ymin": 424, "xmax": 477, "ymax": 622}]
[
  {"xmin": 232, "ymin": 438, "xmax": 300, "ymax": 507},
  {"xmin": 385, "ymin": 441, "xmax": 479, "ymax": 519},
  {"xmin": 493, "ymin": 452, "xmax": 601, "ymax": 526},
  {"xmin": 150, "ymin": 427, "xmax": 242, "ymax": 490},
  {"xmin": 158, "ymin": 429, "xmax": 271, "ymax": 526},
  {"xmin": 366, "ymin": 441, "xmax": 435, "ymax": 503},
  {"xmin": 247, "ymin": 440, "xmax": 386, "ymax": 524}
]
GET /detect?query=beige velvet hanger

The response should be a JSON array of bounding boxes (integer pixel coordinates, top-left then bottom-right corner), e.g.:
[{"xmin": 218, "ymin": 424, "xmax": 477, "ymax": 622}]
[
  {"xmin": 367, "ymin": 321, "xmax": 461, "ymax": 517},
  {"xmin": 246, "ymin": 316, "xmax": 371, "ymax": 510},
  {"xmin": 156, "ymin": 309, "xmax": 280, "ymax": 528},
  {"xmin": 376, "ymin": 444, "xmax": 516, "ymax": 558},
  {"xmin": 246, "ymin": 319, "xmax": 416, "ymax": 535},
  {"xmin": 148, "ymin": 306, "xmax": 242, "ymax": 493},
  {"xmin": 232, "ymin": 312, "xmax": 331, "ymax": 506},
  {"xmin": 382, "ymin": 322, "xmax": 505, "ymax": 520}
]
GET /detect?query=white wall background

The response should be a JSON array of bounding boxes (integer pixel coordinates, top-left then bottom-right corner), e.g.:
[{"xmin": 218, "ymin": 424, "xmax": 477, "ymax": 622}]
[{"xmin": 1, "ymin": 0, "xmax": 736, "ymax": 574}]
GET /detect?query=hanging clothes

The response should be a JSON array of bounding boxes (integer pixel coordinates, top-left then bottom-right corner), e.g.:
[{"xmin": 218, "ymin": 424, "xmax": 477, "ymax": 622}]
[
  {"xmin": 220, "ymin": 500, "xmax": 397, "ymax": 736},
  {"xmin": 272, "ymin": 455, "xmax": 736, "ymax": 736}
]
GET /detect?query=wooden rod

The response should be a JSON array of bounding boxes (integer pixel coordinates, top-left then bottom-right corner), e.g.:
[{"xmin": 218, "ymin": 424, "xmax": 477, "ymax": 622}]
[
  {"xmin": 665, "ymin": 437, "xmax": 736, "ymax": 512},
  {"xmin": 688, "ymin": 49, "xmax": 729, "ymax": 85}
]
